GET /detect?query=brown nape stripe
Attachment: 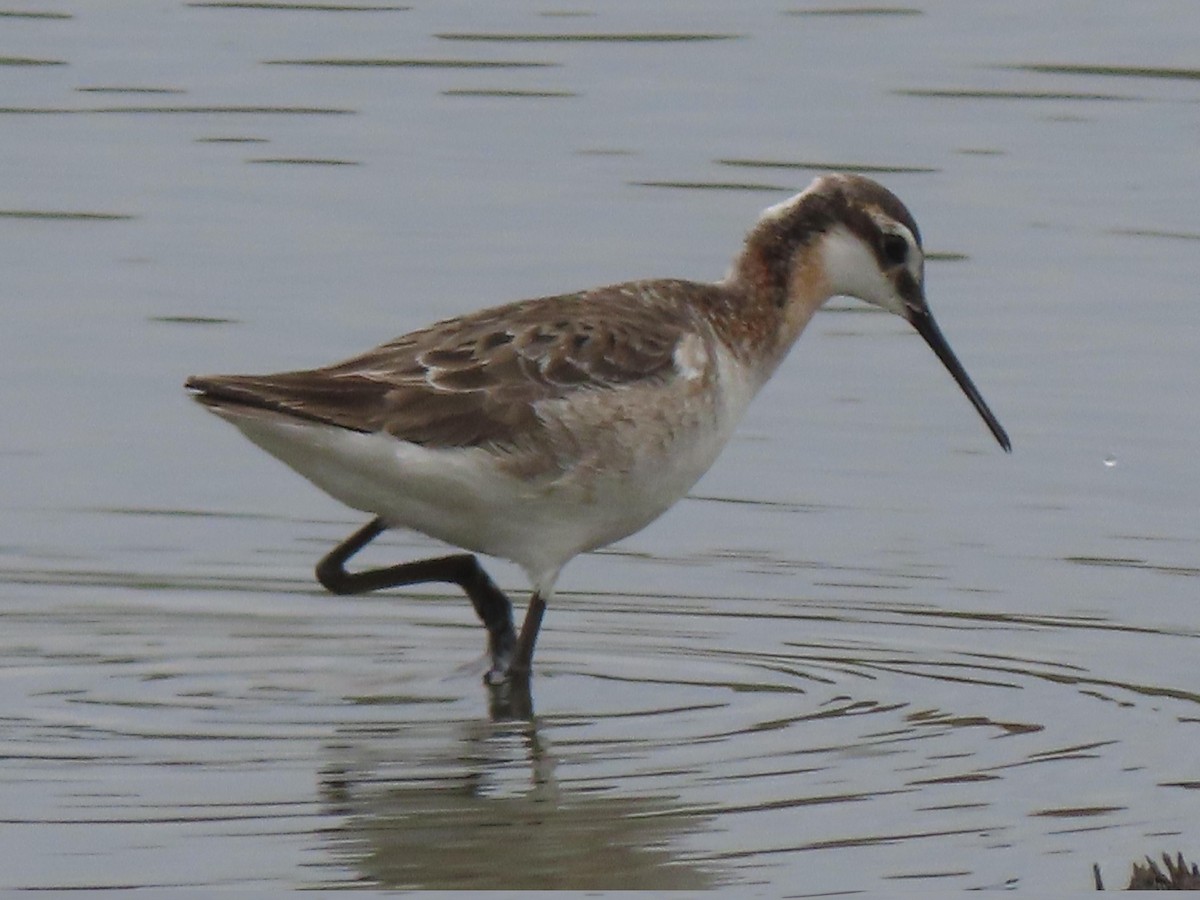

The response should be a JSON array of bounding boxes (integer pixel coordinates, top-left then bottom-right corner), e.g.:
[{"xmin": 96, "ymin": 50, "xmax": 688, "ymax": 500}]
[{"xmin": 739, "ymin": 190, "xmax": 837, "ymax": 309}]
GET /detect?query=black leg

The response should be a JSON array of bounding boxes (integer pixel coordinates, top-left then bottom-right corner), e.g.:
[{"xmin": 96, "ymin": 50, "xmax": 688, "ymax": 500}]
[
  {"xmin": 315, "ymin": 517, "xmax": 517, "ymax": 681},
  {"xmin": 509, "ymin": 593, "xmax": 546, "ymax": 676}
]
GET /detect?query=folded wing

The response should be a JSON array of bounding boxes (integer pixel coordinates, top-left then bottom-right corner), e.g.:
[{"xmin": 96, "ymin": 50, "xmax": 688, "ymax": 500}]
[{"xmin": 186, "ymin": 281, "xmax": 705, "ymax": 450}]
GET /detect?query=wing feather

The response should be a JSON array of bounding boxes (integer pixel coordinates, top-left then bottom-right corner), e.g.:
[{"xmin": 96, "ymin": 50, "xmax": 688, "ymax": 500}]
[{"xmin": 187, "ymin": 280, "xmax": 717, "ymax": 450}]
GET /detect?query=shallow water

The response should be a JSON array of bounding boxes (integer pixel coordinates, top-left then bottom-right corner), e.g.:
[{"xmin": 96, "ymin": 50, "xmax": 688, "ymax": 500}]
[{"xmin": 2, "ymin": 0, "xmax": 1199, "ymax": 893}]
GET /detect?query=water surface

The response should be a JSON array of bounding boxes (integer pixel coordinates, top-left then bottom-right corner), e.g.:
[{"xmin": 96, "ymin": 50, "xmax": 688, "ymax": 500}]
[{"xmin": 2, "ymin": 0, "xmax": 1198, "ymax": 893}]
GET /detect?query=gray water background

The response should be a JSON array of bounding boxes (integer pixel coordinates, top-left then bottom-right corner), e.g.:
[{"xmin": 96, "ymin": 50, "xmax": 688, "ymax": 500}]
[{"xmin": 1, "ymin": 1, "xmax": 1198, "ymax": 892}]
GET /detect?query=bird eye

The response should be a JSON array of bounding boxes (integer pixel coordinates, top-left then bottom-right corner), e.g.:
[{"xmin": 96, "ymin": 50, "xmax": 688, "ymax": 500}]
[{"xmin": 881, "ymin": 233, "xmax": 908, "ymax": 267}]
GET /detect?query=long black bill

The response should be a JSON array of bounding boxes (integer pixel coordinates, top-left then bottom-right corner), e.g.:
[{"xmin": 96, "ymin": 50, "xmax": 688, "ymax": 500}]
[{"xmin": 908, "ymin": 305, "xmax": 1011, "ymax": 452}]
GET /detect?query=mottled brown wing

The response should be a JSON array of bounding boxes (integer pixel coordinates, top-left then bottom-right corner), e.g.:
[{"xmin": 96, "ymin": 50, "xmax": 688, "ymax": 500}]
[{"xmin": 187, "ymin": 280, "xmax": 707, "ymax": 449}]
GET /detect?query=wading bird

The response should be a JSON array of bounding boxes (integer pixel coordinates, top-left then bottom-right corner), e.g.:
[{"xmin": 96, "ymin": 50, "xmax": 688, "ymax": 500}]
[{"xmin": 187, "ymin": 174, "xmax": 1010, "ymax": 683}]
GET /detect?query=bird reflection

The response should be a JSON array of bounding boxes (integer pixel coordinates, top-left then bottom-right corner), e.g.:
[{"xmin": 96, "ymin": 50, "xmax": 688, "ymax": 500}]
[{"xmin": 318, "ymin": 679, "xmax": 717, "ymax": 890}]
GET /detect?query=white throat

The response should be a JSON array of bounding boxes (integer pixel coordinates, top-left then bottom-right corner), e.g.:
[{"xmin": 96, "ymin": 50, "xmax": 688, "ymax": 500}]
[{"xmin": 818, "ymin": 225, "xmax": 905, "ymax": 316}]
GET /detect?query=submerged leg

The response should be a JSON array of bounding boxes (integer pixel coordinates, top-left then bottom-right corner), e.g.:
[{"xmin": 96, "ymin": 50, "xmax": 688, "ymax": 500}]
[{"xmin": 315, "ymin": 517, "xmax": 517, "ymax": 680}]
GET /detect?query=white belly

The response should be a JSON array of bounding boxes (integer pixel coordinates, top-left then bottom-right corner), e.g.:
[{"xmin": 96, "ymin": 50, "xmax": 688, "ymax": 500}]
[{"xmin": 205, "ymin": 342, "xmax": 759, "ymax": 593}]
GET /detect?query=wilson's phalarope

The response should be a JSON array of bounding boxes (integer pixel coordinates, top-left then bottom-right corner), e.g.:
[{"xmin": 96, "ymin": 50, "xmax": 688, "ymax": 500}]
[{"xmin": 187, "ymin": 173, "xmax": 1010, "ymax": 684}]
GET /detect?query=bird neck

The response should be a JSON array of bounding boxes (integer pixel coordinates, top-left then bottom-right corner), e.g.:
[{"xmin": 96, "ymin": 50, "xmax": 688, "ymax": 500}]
[{"xmin": 714, "ymin": 235, "xmax": 833, "ymax": 378}]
